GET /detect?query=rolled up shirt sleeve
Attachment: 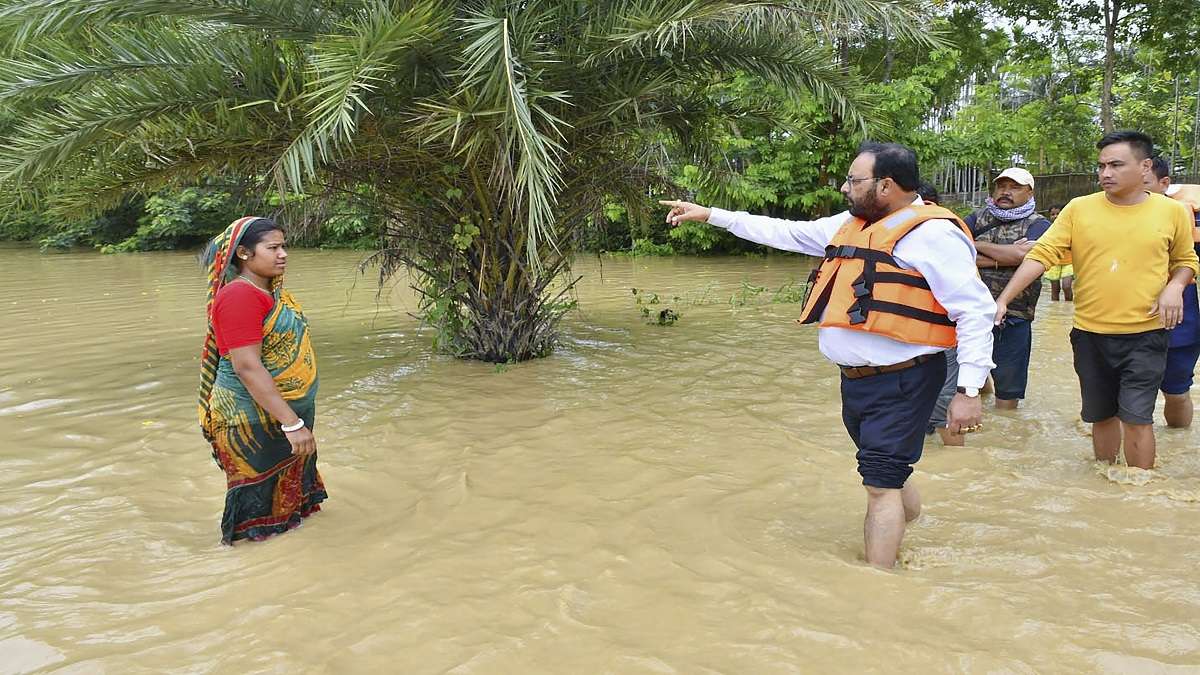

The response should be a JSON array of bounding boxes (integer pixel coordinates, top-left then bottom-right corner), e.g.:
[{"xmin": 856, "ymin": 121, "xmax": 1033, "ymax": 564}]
[
  {"xmin": 895, "ymin": 221, "xmax": 997, "ymax": 388},
  {"xmin": 1026, "ymin": 214, "xmax": 1071, "ymax": 270},
  {"xmin": 707, "ymin": 207, "xmax": 849, "ymax": 257}
]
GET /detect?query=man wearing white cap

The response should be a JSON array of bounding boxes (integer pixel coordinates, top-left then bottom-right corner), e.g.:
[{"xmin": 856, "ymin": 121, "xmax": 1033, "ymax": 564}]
[
  {"xmin": 928, "ymin": 167, "xmax": 1048, "ymax": 445},
  {"xmin": 963, "ymin": 168, "xmax": 1051, "ymax": 410}
]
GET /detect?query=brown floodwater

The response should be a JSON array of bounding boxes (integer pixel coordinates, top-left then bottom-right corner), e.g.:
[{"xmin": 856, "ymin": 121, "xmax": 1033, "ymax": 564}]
[{"xmin": 1, "ymin": 245, "xmax": 1198, "ymax": 674}]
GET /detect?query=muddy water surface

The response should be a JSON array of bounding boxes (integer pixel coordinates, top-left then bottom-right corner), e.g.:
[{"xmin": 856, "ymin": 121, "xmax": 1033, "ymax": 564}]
[{"xmin": 1, "ymin": 246, "xmax": 1199, "ymax": 674}]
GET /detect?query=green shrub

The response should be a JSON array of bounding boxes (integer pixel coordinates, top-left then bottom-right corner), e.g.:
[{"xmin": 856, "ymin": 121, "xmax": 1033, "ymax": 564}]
[
  {"xmin": 0, "ymin": 210, "xmax": 50, "ymax": 241},
  {"xmin": 667, "ymin": 220, "xmax": 728, "ymax": 254},
  {"xmin": 628, "ymin": 238, "xmax": 676, "ymax": 256},
  {"xmin": 103, "ymin": 189, "xmax": 237, "ymax": 252},
  {"xmin": 320, "ymin": 212, "xmax": 380, "ymax": 249}
]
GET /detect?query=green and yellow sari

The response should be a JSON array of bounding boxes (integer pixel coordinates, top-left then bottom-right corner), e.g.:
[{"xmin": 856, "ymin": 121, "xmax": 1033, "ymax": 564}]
[{"xmin": 199, "ymin": 217, "xmax": 327, "ymax": 544}]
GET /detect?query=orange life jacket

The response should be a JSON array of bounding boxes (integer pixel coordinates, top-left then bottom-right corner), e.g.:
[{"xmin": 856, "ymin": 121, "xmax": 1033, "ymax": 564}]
[
  {"xmin": 1165, "ymin": 184, "xmax": 1200, "ymax": 242},
  {"xmin": 799, "ymin": 205, "xmax": 974, "ymax": 348}
]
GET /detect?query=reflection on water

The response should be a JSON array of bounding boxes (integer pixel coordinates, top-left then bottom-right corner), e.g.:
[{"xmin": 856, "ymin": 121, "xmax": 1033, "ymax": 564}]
[{"xmin": 1, "ymin": 245, "xmax": 1199, "ymax": 673}]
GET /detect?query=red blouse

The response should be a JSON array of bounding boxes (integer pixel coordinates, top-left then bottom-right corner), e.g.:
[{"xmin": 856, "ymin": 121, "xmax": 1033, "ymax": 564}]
[{"xmin": 213, "ymin": 281, "xmax": 275, "ymax": 355}]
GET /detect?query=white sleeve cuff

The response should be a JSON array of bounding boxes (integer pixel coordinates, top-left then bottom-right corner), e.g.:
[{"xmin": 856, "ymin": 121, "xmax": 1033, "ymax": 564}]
[
  {"xmin": 957, "ymin": 363, "xmax": 990, "ymax": 389},
  {"xmin": 706, "ymin": 207, "xmax": 735, "ymax": 230}
]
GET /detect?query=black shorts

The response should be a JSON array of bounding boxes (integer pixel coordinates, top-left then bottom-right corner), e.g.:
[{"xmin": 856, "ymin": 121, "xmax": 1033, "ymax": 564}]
[{"xmin": 1070, "ymin": 328, "xmax": 1168, "ymax": 425}]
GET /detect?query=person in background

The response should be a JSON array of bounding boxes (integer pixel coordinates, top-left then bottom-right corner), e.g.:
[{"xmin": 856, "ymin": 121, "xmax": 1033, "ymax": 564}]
[
  {"xmin": 914, "ymin": 182, "xmax": 941, "ymax": 206},
  {"xmin": 1043, "ymin": 205, "xmax": 1074, "ymax": 301},
  {"xmin": 1146, "ymin": 156, "xmax": 1200, "ymax": 427},
  {"xmin": 967, "ymin": 168, "xmax": 1051, "ymax": 412},
  {"xmin": 994, "ymin": 131, "xmax": 1198, "ymax": 470},
  {"xmin": 199, "ymin": 217, "xmax": 328, "ymax": 544},
  {"xmin": 916, "ymin": 182, "xmax": 965, "ymax": 447},
  {"xmin": 661, "ymin": 143, "xmax": 994, "ymax": 568}
]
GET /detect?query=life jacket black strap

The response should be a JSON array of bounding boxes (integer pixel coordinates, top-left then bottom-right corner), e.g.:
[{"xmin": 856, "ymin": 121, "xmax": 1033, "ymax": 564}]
[
  {"xmin": 846, "ymin": 258, "xmax": 879, "ymax": 324},
  {"xmin": 823, "ymin": 244, "xmax": 900, "ymax": 267},
  {"xmin": 844, "ymin": 253, "xmax": 944, "ymax": 325},
  {"xmin": 800, "ymin": 267, "xmax": 835, "ymax": 325},
  {"xmin": 871, "ymin": 271, "xmax": 931, "ymax": 290},
  {"xmin": 846, "ymin": 303, "xmax": 869, "ymax": 325},
  {"xmin": 866, "ymin": 300, "xmax": 956, "ymax": 326}
]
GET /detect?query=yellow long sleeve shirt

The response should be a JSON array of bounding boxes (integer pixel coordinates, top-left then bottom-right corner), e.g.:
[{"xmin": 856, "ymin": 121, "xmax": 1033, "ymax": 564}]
[{"xmin": 1026, "ymin": 192, "xmax": 1200, "ymax": 334}]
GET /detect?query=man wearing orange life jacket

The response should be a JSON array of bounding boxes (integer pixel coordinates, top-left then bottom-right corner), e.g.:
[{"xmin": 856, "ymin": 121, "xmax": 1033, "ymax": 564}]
[
  {"xmin": 1147, "ymin": 156, "xmax": 1200, "ymax": 427},
  {"xmin": 661, "ymin": 142, "xmax": 996, "ymax": 569}
]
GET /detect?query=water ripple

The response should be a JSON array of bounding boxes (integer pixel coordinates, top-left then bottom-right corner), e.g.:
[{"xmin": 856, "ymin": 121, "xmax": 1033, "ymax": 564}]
[{"xmin": 1, "ymin": 247, "xmax": 1198, "ymax": 673}]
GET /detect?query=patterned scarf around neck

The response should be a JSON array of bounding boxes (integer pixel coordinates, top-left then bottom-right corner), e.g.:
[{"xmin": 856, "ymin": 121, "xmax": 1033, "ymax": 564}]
[{"xmin": 985, "ymin": 196, "xmax": 1038, "ymax": 222}]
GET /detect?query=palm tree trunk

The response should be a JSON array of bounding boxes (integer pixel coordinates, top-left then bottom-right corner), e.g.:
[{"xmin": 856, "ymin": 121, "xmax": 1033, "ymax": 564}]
[{"xmin": 409, "ymin": 191, "xmax": 575, "ymax": 363}]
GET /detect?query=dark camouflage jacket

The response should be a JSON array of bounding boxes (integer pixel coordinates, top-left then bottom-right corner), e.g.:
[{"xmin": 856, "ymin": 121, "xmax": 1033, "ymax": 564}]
[{"xmin": 968, "ymin": 209, "xmax": 1052, "ymax": 321}]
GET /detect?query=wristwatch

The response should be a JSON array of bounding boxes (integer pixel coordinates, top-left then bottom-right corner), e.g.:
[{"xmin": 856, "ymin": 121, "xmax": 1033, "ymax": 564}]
[{"xmin": 956, "ymin": 386, "xmax": 980, "ymax": 398}]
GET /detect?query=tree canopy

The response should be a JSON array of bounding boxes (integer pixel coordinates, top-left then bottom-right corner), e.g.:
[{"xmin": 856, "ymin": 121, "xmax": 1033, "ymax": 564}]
[{"xmin": 0, "ymin": 0, "xmax": 1197, "ymax": 359}]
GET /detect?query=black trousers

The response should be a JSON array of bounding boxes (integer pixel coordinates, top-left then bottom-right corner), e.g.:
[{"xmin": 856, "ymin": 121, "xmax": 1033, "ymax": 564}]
[{"xmin": 840, "ymin": 355, "xmax": 946, "ymax": 489}]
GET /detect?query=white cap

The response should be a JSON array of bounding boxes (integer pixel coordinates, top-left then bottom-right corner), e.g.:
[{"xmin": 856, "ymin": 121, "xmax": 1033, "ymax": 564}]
[{"xmin": 994, "ymin": 167, "xmax": 1035, "ymax": 187}]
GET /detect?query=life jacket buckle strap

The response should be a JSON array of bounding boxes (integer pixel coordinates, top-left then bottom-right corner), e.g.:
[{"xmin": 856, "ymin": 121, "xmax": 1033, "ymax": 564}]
[
  {"xmin": 846, "ymin": 305, "xmax": 868, "ymax": 325},
  {"xmin": 825, "ymin": 244, "xmax": 858, "ymax": 260}
]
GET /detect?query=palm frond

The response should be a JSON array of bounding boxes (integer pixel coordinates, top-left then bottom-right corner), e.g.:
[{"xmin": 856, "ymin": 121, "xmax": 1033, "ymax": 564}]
[
  {"xmin": 0, "ymin": 0, "xmax": 333, "ymax": 46},
  {"xmin": 272, "ymin": 0, "xmax": 448, "ymax": 190},
  {"xmin": 689, "ymin": 32, "xmax": 880, "ymax": 132},
  {"xmin": 587, "ymin": 0, "xmax": 945, "ymax": 64},
  {"xmin": 796, "ymin": 0, "xmax": 943, "ymax": 50},
  {"xmin": 0, "ymin": 24, "xmax": 256, "ymax": 99},
  {"xmin": 455, "ymin": 7, "xmax": 570, "ymax": 269},
  {"xmin": 586, "ymin": 0, "xmax": 777, "ymax": 61},
  {"xmin": 0, "ymin": 67, "xmax": 243, "ymax": 184},
  {"xmin": 575, "ymin": 30, "xmax": 877, "ymax": 135}
]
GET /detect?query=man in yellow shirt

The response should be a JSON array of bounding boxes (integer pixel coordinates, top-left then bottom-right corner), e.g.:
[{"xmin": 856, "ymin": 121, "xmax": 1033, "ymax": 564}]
[{"xmin": 994, "ymin": 130, "xmax": 1199, "ymax": 469}]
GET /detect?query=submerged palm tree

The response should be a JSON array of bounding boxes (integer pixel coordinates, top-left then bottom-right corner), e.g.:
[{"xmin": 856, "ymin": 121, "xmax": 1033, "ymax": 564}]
[{"xmin": 0, "ymin": 0, "xmax": 936, "ymax": 362}]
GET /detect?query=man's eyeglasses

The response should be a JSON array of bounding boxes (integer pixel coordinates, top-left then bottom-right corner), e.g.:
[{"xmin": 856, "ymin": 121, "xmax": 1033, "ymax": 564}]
[{"xmin": 844, "ymin": 176, "xmax": 877, "ymax": 186}]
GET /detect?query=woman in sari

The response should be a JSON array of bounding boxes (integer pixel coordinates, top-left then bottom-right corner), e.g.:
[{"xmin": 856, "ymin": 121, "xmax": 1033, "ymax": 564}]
[{"xmin": 199, "ymin": 216, "xmax": 327, "ymax": 544}]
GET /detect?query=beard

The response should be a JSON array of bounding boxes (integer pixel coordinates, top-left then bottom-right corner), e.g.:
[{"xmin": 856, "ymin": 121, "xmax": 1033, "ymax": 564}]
[{"xmin": 847, "ymin": 190, "xmax": 889, "ymax": 223}]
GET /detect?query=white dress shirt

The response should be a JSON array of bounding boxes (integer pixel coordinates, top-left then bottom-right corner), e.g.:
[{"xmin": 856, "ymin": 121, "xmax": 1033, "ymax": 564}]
[{"xmin": 707, "ymin": 198, "xmax": 996, "ymax": 388}]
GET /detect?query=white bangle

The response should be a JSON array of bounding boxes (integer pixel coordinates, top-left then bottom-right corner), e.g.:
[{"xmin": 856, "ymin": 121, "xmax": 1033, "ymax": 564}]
[{"xmin": 280, "ymin": 418, "xmax": 305, "ymax": 432}]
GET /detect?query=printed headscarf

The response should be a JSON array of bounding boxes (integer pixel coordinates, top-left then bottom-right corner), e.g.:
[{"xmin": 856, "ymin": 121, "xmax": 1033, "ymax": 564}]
[{"xmin": 197, "ymin": 216, "xmax": 277, "ymax": 442}]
